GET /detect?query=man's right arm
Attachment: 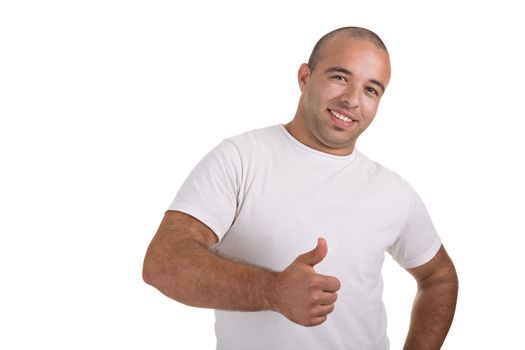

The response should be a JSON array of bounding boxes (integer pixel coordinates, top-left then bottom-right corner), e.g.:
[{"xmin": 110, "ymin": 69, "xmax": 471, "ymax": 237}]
[{"xmin": 142, "ymin": 210, "xmax": 340, "ymax": 327}]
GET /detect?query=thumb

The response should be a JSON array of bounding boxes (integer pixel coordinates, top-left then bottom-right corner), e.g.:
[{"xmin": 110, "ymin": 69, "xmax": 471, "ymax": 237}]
[{"xmin": 298, "ymin": 237, "xmax": 327, "ymax": 266}]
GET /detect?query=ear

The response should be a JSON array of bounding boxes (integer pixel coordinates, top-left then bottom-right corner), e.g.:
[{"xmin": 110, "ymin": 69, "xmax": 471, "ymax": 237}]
[{"xmin": 297, "ymin": 63, "xmax": 311, "ymax": 93}]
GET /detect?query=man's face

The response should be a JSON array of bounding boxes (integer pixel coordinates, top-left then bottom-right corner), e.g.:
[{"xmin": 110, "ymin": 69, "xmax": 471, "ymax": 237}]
[{"xmin": 295, "ymin": 36, "xmax": 391, "ymax": 156}]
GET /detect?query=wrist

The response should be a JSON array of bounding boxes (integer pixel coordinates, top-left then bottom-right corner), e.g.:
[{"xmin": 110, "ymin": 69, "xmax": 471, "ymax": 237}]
[{"xmin": 264, "ymin": 271, "xmax": 281, "ymax": 312}]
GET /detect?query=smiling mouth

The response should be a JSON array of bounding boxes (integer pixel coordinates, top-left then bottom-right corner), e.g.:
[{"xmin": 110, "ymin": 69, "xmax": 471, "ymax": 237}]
[{"xmin": 328, "ymin": 109, "xmax": 355, "ymax": 123}]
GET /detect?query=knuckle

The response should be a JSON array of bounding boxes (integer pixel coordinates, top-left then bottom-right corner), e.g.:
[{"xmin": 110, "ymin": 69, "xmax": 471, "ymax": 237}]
[
  {"xmin": 308, "ymin": 275, "xmax": 320, "ymax": 288},
  {"xmin": 305, "ymin": 319, "xmax": 317, "ymax": 327},
  {"xmin": 331, "ymin": 277, "xmax": 341, "ymax": 290},
  {"xmin": 307, "ymin": 294, "xmax": 319, "ymax": 306},
  {"xmin": 316, "ymin": 316, "xmax": 328, "ymax": 326},
  {"xmin": 332, "ymin": 292, "xmax": 338, "ymax": 303}
]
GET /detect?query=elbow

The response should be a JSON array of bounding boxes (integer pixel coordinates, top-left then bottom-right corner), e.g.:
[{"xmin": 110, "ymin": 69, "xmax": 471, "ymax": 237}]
[
  {"xmin": 451, "ymin": 271, "xmax": 459, "ymax": 300},
  {"xmin": 142, "ymin": 237, "xmax": 204, "ymax": 305},
  {"xmin": 142, "ymin": 247, "xmax": 167, "ymax": 288},
  {"xmin": 142, "ymin": 253, "xmax": 187, "ymax": 303},
  {"xmin": 142, "ymin": 256, "xmax": 158, "ymax": 287},
  {"xmin": 447, "ymin": 261, "xmax": 460, "ymax": 294}
]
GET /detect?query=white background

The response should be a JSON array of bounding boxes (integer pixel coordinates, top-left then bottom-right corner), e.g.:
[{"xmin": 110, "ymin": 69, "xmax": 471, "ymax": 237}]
[{"xmin": 1, "ymin": 0, "xmax": 524, "ymax": 349}]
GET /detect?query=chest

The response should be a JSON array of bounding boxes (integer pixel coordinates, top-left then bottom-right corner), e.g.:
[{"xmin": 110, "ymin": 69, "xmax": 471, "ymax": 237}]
[{"xmin": 218, "ymin": 160, "xmax": 408, "ymax": 276}]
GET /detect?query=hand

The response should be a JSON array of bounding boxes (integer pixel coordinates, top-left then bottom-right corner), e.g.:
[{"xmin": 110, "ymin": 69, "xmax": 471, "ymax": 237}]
[{"xmin": 271, "ymin": 238, "xmax": 341, "ymax": 327}]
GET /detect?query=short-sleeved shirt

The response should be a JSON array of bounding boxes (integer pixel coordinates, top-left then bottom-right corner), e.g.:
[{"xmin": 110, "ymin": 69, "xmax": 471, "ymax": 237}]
[{"xmin": 170, "ymin": 124, "xmax": 441, "ymax": 350}]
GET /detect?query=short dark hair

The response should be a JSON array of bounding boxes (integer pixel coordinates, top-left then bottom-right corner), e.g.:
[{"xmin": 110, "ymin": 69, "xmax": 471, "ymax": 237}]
[{"xmin": 307, "ymin": 27, "xmax": 388, "ymax": 71}]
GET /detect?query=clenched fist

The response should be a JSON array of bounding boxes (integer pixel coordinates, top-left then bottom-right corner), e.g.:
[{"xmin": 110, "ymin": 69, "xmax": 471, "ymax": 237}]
[{"xmin": 270, "ymin": 238, "xmax": 341, "ymax": 327}]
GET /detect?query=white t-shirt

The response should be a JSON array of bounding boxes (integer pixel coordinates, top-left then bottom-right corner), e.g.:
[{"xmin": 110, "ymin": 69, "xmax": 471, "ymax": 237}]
[{"xmin": 169, "ymin": 124, "xmax": 441, "ymax": 350}]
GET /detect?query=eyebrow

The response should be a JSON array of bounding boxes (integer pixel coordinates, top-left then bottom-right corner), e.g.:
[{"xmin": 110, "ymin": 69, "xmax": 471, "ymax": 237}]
[{"xmin": 324, "ymin": 66, "xmax": 386, "ymax": 94}]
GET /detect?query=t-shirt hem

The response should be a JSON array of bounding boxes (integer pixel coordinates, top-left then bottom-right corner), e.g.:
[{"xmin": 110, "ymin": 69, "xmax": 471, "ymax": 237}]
[
  {"xmin": 168, "ymin": 201, "xmax": 226, "ymax": 239},
  {"xmin": 400, "ymin": 237, "xmax": 442, "ymax": 269}
]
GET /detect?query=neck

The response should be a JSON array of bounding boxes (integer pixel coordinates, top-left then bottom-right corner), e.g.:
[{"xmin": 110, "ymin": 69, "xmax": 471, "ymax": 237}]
[{"xmin": 284, "ymin": 116, "xmax": 356, "ymax": 157}]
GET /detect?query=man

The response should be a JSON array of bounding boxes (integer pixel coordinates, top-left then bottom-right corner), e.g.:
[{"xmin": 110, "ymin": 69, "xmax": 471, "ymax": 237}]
[{"xmin": 143, "ymin": 27, "xmax": 458, "ymax": 349}]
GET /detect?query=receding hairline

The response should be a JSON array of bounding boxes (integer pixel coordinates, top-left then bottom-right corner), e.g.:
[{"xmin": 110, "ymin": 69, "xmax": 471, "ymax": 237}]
[{"xmin": 307, "ymin": 27, "xmax": 388, "ymax": 71}]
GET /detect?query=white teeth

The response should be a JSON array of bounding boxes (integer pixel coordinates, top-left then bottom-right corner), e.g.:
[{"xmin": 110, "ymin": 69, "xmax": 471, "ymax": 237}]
[{"xmin": 330, "ymin": 110, "xmax": 353, "ymax": 123}]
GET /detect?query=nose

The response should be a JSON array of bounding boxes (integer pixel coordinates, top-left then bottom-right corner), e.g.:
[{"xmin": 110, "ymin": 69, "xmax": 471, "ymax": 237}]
[{"xmin": 340, "ymin": 85, "xmax": 359, "ymax": 109}]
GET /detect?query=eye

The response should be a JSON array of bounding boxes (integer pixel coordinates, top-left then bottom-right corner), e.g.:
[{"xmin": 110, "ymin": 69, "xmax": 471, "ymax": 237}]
[
  {"xmin": 332, "ymin": 75, "xmax": 348, "ymax": 83},
  {"xmin": 365, "ymin": 86, "xmax": 379, "ymax": 96}
]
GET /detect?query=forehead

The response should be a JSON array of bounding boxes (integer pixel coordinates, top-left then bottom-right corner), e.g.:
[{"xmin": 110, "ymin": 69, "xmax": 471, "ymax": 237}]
[{"xmin": 316, "ymin": 36, "xmax": 391, "ymax": 81}]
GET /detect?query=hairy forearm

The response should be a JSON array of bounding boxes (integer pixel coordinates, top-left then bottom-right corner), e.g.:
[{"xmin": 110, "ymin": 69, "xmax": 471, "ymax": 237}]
[
  {"xmin": 143, "ymin": 236, "xmax": 277, "ymax": 311},
  {"xmin": 403, "ymin": 273, "xmax": 459, "ymax": 350}
]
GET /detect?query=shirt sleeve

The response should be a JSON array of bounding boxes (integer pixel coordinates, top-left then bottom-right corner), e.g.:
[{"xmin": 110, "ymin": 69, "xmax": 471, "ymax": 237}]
[
  {"xmin": 168, "ymin": 139, "xmax": 241, "ymax": 241},
  {"xmin": 387, "ymin": 184, "xmax": 442, "ymax": 269}
]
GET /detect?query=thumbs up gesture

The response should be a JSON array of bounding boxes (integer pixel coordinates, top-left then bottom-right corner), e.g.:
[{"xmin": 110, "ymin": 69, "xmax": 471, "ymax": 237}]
[{"xmin": 271, "ymin": 238, "xmax": 341, "ymax": 327}]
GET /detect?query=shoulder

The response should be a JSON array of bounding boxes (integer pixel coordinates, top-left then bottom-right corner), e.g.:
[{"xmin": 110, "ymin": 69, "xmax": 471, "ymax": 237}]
[
  {"xmin": 352, "ymin": 151, "xmax": 419, "ymax": 215},
  {"xmin": 226, "ymin": 124, "xmax": 283, "ymax": 147},
  {"xmin": 355, "ymin": 150, "xmax": 411, "ymax": 190},
  {"xmin": 200, "ymin": 125, "xmax": 280, "ymax": 162},
  {"xmin": 223, "ymin": 124, "xmax": 285, "ymax": 158}
]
